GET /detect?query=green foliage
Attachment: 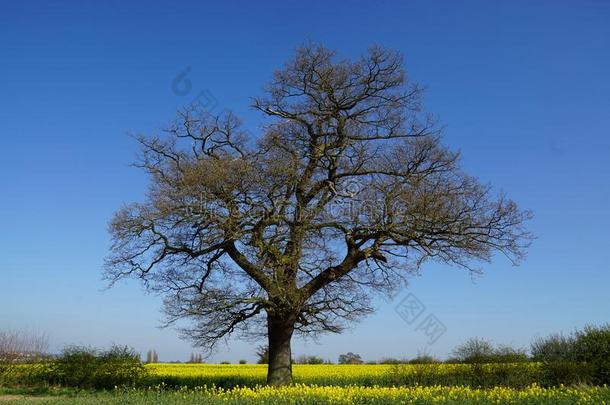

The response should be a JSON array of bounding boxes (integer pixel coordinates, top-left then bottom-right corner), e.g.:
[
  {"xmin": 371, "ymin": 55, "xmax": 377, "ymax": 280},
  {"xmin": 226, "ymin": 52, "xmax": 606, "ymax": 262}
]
[
  {"xmin": 49, "ymin": 345, "xmax": 146, "ymax": 389},
  {"xmin": 531, "ymin": 324, "xmax": 610, "ymax": 386},
  {"xmin": 338, "ymin": 352, "xmax": 363, "ymax": 365},
  {"xmin": 573, "ymin": 324, "xmax": 610, "ymax": 385},
  {"xmin": 531, "ymin": 333, "xmax": 574, "ymax": 362}
]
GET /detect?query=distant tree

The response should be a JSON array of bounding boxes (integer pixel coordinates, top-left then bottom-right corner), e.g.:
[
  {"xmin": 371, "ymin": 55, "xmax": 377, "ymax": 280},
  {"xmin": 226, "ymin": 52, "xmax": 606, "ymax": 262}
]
[
  {"xmin": 105, "ymin": 44, "xmax": 532, "ymax": 385},
  {"xmin": 145, "ymin": 349, "xmax": 159, "ymax": 364},
  {"xmin": 338, "ymin": 352, "xmax": 363, "ymax": 365},
  {"xmin": 452, "ymin": 338, "xmax": 495, "ymax": 364},
  {"xmin": 188, "ymin": 353, "xmax": 203, "ymax": 363},
  {"xmin": 239, "ymin": 359, "xmax": 247, "ymax": 364},
  {"xmin": 0, "ymin": 330, "xmax": 48, "ymax": 383},
  {"xmin": 295, "ymin": 354, "xmax": 325, "ymax": 364},
  {"xmin": 256, "ymin": 345, "xmax": 269, "ymax": 365}
]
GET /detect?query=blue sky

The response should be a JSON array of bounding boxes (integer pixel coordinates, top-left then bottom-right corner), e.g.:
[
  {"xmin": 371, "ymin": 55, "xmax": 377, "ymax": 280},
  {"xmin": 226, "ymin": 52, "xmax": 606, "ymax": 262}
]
[{"xmin": 1, "ymin": 0, "xmax": 609, "ymax": 363}]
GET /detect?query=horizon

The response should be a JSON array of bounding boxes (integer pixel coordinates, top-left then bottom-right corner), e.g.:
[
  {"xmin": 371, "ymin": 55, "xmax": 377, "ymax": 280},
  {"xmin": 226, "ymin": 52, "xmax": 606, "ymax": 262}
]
[{"xmin": 1, "ymin": 0, "xmax": 609, "ymax": 364}]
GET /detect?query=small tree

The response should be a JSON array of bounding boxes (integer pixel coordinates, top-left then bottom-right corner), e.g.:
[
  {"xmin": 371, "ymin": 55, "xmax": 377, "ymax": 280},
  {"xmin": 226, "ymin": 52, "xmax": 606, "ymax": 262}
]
[
  {"xmin": 452, "ymin": 338, "xmax": 495, "ymax": 364},
  {"xmin": 105, "ymin": 44, "xmax": 532, "ymax": 385},
  {"xmin": 338, "ymin": 352, "xmax": 363, "ymax": 365},
  {"xmin": 256, "ymin": 345, "xmax": 269, "ymax": 364}
]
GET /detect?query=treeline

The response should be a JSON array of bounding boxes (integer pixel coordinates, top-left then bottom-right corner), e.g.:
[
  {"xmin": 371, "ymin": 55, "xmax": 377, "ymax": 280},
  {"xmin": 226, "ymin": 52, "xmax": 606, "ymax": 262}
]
[{"xmin": 1, "ymin": 324, "xmax": 609, "ymax": 389}]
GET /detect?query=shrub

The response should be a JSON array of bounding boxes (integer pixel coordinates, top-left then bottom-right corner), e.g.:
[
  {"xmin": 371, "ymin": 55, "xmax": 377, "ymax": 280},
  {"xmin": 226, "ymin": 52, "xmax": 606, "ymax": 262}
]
[
  {"xmin": 531, "ymin": 326, "xmax": 610, "ymax": 386},
  {"xmin": 573, "ymin": 324, "xmax": 610, "ymax": 385},
  {"xmin": 453, "ymin": 339, "xmax": 528, "ymax": 364},
  {"xmin": 239, "ymin": 360, "xmax": 247, "ymax": 364},
  {"xmin": 531, "ymin": 333, "xmax": 574, "ymax": 362},
  {"xmin": 452, "ymin": 338, "xmax": 496, "ymax": 364},
  {"xmin": 94, "ymin": 345, "xmax": 146, "ymax": 389},
  {"xmin": 50, "ymin": 345, "xmax": 146, "ymax": 389}
]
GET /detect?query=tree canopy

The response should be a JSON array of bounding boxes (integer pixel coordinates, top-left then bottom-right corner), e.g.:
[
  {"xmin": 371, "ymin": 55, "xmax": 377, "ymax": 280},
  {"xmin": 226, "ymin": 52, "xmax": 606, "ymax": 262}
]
[{"xmin": 105, "ymin": 44, "xmax": 532, "ymax": 384}]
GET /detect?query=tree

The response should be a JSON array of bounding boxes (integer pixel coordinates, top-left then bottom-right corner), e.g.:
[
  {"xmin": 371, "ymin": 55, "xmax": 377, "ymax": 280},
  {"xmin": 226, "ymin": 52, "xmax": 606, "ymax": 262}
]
[
  {"xmin": 452, "ymin": 338, "xmax": 496, "ymax": 364},
  {"xmin": 0, "ymin": 330, "xmax": 48, "ymax": 384},
  {"xmin": 256, "ymin": 345, "xmax": 269, "ymax": 364},
  {"xmin": 338, "ymin": 352, "xmax": 363, "ymax": 365},
  {"xmin": 145, "ymin": 349, "xmax": 159, "ymax": 363},
  {"xmin": 105, "ymin": 44, "xmax": 532, "ymax": 385}
]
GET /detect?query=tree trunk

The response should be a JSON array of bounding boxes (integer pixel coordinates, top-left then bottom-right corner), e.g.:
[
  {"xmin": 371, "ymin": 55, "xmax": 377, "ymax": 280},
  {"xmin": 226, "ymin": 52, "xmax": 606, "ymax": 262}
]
[{"xmin": 266, "ymin": 313, "xmax": 295, "ymax": 386}]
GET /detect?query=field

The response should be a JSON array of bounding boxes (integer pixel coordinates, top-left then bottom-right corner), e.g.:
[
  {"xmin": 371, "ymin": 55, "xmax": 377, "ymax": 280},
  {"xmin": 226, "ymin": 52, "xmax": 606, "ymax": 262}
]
[
  {"xmin": 3, "ymin": 364, "xmax": 610, "ymax": 404},
  {"xmin": 144, "ymin": 363, "xmax": 546, "ymax": 388},
  {"xmin": 3, "ymin": 384, "xmax": 610, "ymax": 404}
]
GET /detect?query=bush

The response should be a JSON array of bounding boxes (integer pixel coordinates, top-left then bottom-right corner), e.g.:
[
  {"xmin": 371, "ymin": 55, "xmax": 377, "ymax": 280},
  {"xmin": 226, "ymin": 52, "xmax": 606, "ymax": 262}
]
[
  {"xmin": 453, "ymin": 338, "xmax": 528, "ymax": 364},
  {"xmin": 452, "ymin": 338, "xmax": 496, "ymax": 364},
  {"xmin": 573, "ymin": 324, "xmax": 610, "ymax": 385},
  {"xmin": 531, "ymin": 325, "xmax": 610, "ymax": 386},
  {"xmin": 531, "ymin": 333, "xmax": 574, "ymax": 362},
  {"xmin": 50, "ymin": 345, "xmax": 146, "ymax": 389}
]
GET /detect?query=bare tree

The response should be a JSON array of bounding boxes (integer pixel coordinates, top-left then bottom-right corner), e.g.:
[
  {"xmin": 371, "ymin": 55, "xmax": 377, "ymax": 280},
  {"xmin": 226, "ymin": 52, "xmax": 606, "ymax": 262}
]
[
  {"xmin": 0, "ymin": 330, "xmax": 48, "ymax": 383},
  {"xmin": 105, "ymin": 44, "xmax": 532, "ymax": 385}
]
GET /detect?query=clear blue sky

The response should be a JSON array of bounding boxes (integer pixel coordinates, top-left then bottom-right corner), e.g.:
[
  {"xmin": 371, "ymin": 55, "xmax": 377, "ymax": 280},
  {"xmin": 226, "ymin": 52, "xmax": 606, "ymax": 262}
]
[{"xmin": 1, "ymin": 0, "xmax": 609, "ymax": 363}]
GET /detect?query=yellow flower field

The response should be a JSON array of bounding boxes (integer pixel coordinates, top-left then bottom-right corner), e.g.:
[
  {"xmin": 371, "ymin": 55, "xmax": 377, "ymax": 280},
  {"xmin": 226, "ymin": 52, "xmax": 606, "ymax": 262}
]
[
  {"xmin": 144, "ymin": 363, "xmax": 543, "ymax": 388},
  {"xmin": 29, "ymin": 384, "xmax": 610, "ymax": 404}
]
